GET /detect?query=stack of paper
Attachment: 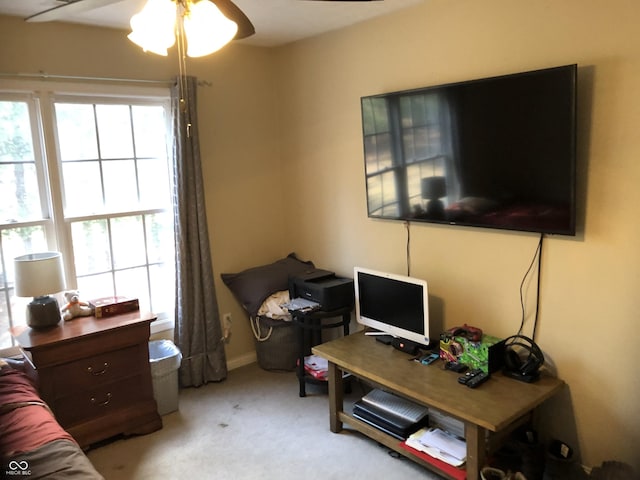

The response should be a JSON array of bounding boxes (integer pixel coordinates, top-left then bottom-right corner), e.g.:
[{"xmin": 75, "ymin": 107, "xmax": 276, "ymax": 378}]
[
  {"xmin": 404, "ymin": 427, "xmax": 466, "ymax": 467},
  {"xmin": 304, "ymin": 355, "xmax": 328, "ymax": 380},
  {"xmin": 282, "ymin": 297, "xmax": 321, "ymax": 312}
]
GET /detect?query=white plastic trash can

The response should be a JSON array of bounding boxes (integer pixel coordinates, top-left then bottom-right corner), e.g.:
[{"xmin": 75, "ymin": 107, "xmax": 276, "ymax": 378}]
[{"xmin": 149, "ymin": 340, "xmax": 182, "ymax": 415}]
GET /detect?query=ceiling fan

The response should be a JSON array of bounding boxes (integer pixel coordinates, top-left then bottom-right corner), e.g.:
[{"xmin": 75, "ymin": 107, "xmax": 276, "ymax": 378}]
[{"xmin": 25, "ymin": 0, "xmax": 382, "ymax": 41}]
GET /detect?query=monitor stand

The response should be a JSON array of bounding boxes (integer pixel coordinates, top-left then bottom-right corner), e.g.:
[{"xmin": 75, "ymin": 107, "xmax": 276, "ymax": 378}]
[{"xmin": 374, "ymin": 335, "xmax": 394, "ymax": 345}]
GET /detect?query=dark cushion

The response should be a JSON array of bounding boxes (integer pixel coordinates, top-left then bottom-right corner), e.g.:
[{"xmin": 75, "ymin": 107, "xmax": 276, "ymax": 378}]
[{"xmin": 221, "ymin": 253, "xmax": 315, "ymax": 317}]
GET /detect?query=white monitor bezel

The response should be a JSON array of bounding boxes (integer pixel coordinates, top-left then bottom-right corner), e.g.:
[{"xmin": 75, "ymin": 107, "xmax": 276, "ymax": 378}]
[{"xmin": 354, "ymin": 266, "xmax": 430, "ymax": 346}]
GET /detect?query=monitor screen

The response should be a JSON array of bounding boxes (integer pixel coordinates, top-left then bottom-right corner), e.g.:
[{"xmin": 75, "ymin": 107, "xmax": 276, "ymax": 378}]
[{"xmin": 354, "ymin": 267, "xmax": 430, "ymax": 346}]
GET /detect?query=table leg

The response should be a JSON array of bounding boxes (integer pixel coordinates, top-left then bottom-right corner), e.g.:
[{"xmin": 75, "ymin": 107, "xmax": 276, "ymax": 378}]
[
  {"xmin": 327, "ymin": 361, "xmax": 343, "ymax": 433},
  {"xmin": 297, "ymin": 318, "xmax": 306, "ymax": 397},
  {"xmin": 465, "ymin": 422, "xmax": 486, "ymax": 480}
]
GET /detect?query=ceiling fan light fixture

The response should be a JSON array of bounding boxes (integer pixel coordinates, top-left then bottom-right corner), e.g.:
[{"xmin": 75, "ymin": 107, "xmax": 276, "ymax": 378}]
[
  {"xmin": 184, "ymin": 1, "xmax": 238, "ymax": 57},
  {"xmin": 128, "ymin": 0, "xmax": 176, "ymax": 56},
  {"xmin": 128, "ymin": 0, "xmax": 239, "ymax": 57}
]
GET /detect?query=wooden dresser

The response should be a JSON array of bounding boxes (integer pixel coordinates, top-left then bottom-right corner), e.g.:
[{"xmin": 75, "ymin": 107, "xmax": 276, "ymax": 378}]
[{"xmin": 11, "ymin": 311, "xmax": 162, "ymax": 448}]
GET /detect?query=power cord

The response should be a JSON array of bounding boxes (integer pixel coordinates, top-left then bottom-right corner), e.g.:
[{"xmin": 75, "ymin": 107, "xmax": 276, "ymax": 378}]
[
  {"xmin": 405, "ymin": 220, "xmax": 411, "ymax": 276},
  {"xmin": 518, "ymin": 233, "xmax": 544, "ymax": 340}
]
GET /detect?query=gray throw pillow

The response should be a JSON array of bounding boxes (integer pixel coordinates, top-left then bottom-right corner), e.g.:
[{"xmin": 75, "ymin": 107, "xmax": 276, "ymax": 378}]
[{"xmin": 221, "ymin": 253, "xmax": 315, "ymax": 317}]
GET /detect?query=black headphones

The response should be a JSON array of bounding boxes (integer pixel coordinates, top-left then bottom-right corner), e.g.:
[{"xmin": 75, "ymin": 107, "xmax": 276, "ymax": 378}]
[{"xmin": 502, "ymin": 335, "xmax": 544, "ymax": 383}]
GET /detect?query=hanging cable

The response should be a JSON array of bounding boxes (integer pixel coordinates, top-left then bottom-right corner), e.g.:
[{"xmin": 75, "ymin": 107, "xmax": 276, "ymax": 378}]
[
  {"xmin": 531, "ymin": 234, "xmax": 544, "ymax": 340},
  {"xmin": 517, "ymin": 233, "xmax": 544, "ymax": 338},
  {"xmin": 405, "ymin": 221, "xmax": 411, "ymax": 276}
]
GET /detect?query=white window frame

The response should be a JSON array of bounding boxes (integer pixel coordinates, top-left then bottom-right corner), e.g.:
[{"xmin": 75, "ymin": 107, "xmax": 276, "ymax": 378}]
[{"xmin": 0, "ymin": 79, "xmax": 175, "ymax": 343}]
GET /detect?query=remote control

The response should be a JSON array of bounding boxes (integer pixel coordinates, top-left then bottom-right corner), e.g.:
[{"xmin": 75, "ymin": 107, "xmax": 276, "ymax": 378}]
[
  {"xmin": 419, "ymin": 352, "xmax": 440, "ymax": 365},
  {"xmin": 458, "ymin": 368, "xmax": 483, "ymax": 385},
  {"xmin": 466, "ymin": 370, "xmax": 490, "ymax": 388},
  {"xmin": 445, "ymin": 361, "xmax": 468, "ymax": 373}
]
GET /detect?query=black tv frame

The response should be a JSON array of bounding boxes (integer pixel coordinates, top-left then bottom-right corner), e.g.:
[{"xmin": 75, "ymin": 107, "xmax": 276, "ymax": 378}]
[{"xmin": 360, "ymin": 64, "xmax": 577, "ymax": 236}]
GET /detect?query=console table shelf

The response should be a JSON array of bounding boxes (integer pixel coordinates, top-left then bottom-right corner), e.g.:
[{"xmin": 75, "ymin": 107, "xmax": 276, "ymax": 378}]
[{"xmin": 313, "ymin": 332, "xmax": 564, "ymax": 480}]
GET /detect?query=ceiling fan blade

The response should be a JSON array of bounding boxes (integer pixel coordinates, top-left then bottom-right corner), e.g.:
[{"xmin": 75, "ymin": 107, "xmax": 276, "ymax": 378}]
[
  {"xmin": 212, "ymin": 0, "xmax": 255, "ymax": 40},
  {"xmin": 26, "ymin": 0, "xmax": 125, "ymax": 23}
]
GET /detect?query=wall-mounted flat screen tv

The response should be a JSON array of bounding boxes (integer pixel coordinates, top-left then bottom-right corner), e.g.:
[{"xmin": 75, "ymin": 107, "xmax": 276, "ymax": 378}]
[{"xmin": 360, "ymin": 64, "xmax": 577, "ymax": 235}]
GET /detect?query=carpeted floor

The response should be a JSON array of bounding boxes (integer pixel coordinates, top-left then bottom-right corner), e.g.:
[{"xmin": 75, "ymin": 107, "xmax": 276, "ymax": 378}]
[{"xmin": 87, "ymin": 362, "xmax": 442, "ymax": 479}]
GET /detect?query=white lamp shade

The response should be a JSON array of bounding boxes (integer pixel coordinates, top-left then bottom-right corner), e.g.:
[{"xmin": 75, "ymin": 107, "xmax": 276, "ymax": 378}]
[
  {"xmin": 184, "ymin": 1, "xmax": 238, "ymax": 57},
  {"xmin": 128, "ymin": 0, "xmax": 177, "ymax": 56},
  {"xmin": 14, "ymin": 252, "xmax": 66, "ymax": 298}
]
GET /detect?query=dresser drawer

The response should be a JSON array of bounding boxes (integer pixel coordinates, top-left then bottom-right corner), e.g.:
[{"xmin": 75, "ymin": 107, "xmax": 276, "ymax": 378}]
[
  {"xmin": 51, "ymin": 345, "xmax": 143, "ymax": 394},
  {"xmin": 54, "ymin": 374, "xmax": 151, "ymax": 427}
]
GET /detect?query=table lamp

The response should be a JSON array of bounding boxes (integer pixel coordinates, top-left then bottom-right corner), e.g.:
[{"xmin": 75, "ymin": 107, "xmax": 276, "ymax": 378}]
[{"xmin": 14, "ymin": 252, "xmax": 66, "ymax": 328}]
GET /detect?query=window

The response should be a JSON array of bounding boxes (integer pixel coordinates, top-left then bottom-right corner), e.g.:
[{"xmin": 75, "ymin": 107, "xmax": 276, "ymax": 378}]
[{"xmin": 0, "ymin": 81, "xmax": 174, "ymax": 349}]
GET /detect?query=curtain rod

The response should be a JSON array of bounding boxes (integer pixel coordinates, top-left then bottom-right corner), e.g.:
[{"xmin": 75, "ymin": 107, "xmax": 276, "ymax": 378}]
[{"xmin": 0, "ymin": 72, "xmax": 212, "ymax": 87}]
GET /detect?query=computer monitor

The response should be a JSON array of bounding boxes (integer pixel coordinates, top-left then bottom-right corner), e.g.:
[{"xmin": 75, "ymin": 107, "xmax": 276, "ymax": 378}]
[{"xmin": 354, "ymin": 267, "xmax": 430, "ymax": 347}]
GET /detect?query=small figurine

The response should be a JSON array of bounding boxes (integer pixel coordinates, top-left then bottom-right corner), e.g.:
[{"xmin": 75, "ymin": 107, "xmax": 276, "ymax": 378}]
[{"xmin": 60, "ymin": 291, "xmax": 94, "ymax": 321}]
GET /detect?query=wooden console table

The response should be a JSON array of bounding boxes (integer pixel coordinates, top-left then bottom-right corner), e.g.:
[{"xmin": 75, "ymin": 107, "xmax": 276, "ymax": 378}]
[
  {"xmin": 312, "ymin": 332, "xmax": 564, "ymax": 480},
  {"xmin": 11, "ymin": 311, "xmax": 162, "ymax": 448}
]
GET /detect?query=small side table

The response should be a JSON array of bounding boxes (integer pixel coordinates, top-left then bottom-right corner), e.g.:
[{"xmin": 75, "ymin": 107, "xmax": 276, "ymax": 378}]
[{"xmin": 292, "ymin": 305, "xmax": 352, "ymax": 397}]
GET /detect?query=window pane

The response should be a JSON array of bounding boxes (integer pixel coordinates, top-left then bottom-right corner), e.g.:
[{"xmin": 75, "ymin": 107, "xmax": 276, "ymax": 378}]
[
  {"xmin": 0, "ymin": 101, "xmax": 35, "ymax": 163},
  {"xmin": 1, "ymin": 227, "xmax": 48, "ymax": 275},
  {"xmin": 0, "ymin": 226, "xmax": 47, "ymax": 343},
  {"xmin": 111, "ymin": 216, "xmax": 145, "ymax": 269},
  {"xmin": 103, "ymin": 160, "xmax": 138, "ymax": 209},
  {"xmin": 149, "ymin": 263, "xmax": 174, "ymax": 315},
  {"xmin": 0, "ymin": 293, "xmax": 12, "ymax": 347},
  {"xmin": 0, "ymin": 262, "xmax": 13, "ymax": 346},
  {"xmin": 96, "ymin": 105, "xmax": 134, "ymax": 159},
  {"xmin": 55, "ymin": 103, "xmax": 98, "ymax": 161},
  {"xmin": 71, "ymin": 220, "xmax": 111, "ymax": 275},
  {"xmin": 0, "ymin": 101, "xmax": 42, "ymax": 223},
  {"xmin": 0, "ymin": 163, "xmax": 42, "ymax": 222},
  {"xmin": 62, "ymin": 161, "xmax": 104, "ymax": 215},
  {"xmin": 138, "ymin": 159, "xmax": 171, "ymax": 208},
  {"xmin": 146, "ymin": 212, "xmax": 174, "ymax": 264},
  {"xmin": 77, "ymin": 273, "xmax": 113, "ymax": 300},
  {"xmin": 115, "ymin": 267, "xmax": 149, "ymax": 309},
  {"xmin": 132, "ymin": 105, "xmax": 167, "ymax": 159}
]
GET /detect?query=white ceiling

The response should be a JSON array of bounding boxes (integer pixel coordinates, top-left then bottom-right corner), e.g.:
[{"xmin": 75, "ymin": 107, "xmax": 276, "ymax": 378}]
[{"xmin": 0, "ymin": 0, "xmax": 424, "ymax": 47}]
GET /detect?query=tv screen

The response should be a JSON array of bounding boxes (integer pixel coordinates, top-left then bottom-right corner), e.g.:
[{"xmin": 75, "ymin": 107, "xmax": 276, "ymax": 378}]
[
  {"xmin": 361, "ymin": 64, "xmax": 577, "ymax": 235},
  {"xmin": 354, "ymin": 267, "xmax": 430, "ymax": 347}
]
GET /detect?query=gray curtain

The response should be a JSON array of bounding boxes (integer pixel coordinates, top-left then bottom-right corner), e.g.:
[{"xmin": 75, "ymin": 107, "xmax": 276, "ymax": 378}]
[{"xmin": 171, "ymin": 75, "xmax": 227, "ymax": 387}]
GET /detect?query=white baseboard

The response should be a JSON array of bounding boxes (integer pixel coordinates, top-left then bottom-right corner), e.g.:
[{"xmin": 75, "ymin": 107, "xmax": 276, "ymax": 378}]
[{"xmin": 226, "ymin": 351, "xmax": 257, "ymax": 371}]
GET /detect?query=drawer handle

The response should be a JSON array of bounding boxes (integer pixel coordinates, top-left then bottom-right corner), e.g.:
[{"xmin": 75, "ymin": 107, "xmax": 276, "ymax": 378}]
[
  {"xmin": 91, "ymin": 393, "xmax": 112, "ymax": 407},
  {"xmin": 87, "ymin": 363, "xmax": 109, "ymax": 376}
]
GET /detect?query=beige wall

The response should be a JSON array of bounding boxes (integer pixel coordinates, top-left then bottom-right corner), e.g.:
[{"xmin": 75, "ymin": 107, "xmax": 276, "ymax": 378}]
[
  {"xmin": 2, "ymin": 0, "xmax": 639, "ymax": 470},
  {"xmin": 275, "ymin": 0, "xmax": 640, "ymax": 471}
]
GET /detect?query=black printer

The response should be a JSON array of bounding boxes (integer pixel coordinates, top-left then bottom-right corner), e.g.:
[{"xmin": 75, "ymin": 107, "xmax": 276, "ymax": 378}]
[{"xmin": 289, "ymin": 269, "xmax": 354, "ymax": 311}]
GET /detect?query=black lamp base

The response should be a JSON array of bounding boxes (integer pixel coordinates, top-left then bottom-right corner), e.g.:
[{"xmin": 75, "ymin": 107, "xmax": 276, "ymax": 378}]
[{"xmin": 27, "ymin": 296, "xmax": 62, "ymax": 328}]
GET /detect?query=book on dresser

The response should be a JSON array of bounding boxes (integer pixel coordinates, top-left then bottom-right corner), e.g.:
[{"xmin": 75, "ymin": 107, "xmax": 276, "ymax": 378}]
[
  {"xmin": 90, "ymin": 296, "xmax": 140, "ymax": 318},
  {"xmin": 352, "ymin": 388, "xmax": 429, "ymax": 439}
]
